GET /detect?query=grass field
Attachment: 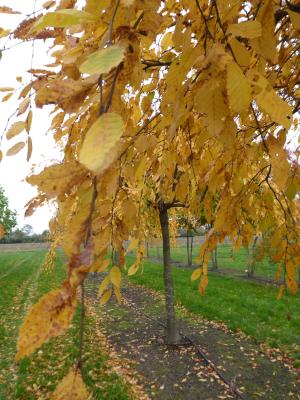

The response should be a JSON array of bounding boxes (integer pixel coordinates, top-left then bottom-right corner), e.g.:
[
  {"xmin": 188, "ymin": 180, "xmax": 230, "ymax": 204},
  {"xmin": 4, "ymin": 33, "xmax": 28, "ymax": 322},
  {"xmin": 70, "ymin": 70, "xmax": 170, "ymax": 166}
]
[
  {"xmin": 0, "ymin": 250, "xmax": 133, "ymax": 400},
  {"xmin": 147, "ymin": 242, "xmax": 288, "ymax": 279},
  {"xmin": 1, "ymin": 248, "xmax": 299, "ymax": 400},
  {"xmin": 127, "ymin": 256, "xmax": 300, "ymax": 366}
]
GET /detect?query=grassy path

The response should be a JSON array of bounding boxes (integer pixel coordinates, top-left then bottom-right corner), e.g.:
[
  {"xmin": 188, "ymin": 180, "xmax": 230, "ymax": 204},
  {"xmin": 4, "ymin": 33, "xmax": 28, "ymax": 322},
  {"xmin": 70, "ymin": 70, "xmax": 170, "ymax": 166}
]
[
  {"xmin": 89, "ymin": 275, "xmax": 300, "ymax": 400},
  {"xmin": 127, "ymin": 257, "xmax": 300, "ymax": 367}
]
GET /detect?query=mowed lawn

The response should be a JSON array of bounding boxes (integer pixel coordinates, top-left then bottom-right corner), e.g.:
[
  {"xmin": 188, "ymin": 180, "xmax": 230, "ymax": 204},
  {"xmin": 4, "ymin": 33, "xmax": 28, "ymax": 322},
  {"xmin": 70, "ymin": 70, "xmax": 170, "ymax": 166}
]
[
  {"xmin": 0, "ymin": 250, "xmax": 133, "ymax": 400},
  {"xmin": 147, "ymin": 243, "xmax": 282, "ymax": 278},
  {"xmin": 127, "ymin": 257, "xmax": 300, "ymax": 366}
]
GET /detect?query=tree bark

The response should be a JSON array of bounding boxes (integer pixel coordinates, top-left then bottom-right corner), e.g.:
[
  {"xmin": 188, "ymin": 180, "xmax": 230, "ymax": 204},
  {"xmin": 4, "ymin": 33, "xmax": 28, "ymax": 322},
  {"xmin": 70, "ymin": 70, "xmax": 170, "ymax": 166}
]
[
  {"xmin": 212, "ymin": 246, "xmax": 218, "ymax": 270},
  {"xmin": 190, "ymin": 236, "xmax": 194, "ymax": 266},
  {"xmin": 247, "ymin": 236, "xmax": 258, "ymax": 277},
  {"xmin": 159, "ymin": 204, "xmax": 180, "ymax": 344},
  {"xmin": 187, "ymin": 231, "xmax": 193, "ymax": 268},
  {"xmin": 113, "ymin": 250, "xmax": 120, "ymax": 266}
]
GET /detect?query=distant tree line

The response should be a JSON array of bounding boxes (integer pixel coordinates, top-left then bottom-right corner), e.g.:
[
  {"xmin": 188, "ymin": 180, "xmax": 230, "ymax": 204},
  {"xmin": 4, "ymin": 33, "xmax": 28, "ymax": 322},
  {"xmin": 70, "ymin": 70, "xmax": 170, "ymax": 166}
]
[{"xmin": 0, "ymin": 224, "xmax": 49, "ymax": 244}]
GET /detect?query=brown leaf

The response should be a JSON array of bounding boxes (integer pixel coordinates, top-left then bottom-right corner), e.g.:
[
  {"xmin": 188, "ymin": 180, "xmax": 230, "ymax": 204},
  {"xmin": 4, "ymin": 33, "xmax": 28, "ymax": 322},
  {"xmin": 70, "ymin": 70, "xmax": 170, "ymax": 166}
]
[
  {"xmin": 6, "ymin": 142, "xmax": 25, "ymax": 156},
  {"xmin": 16, "ymin": 289, "xmax": 76, "ymax": 360}
]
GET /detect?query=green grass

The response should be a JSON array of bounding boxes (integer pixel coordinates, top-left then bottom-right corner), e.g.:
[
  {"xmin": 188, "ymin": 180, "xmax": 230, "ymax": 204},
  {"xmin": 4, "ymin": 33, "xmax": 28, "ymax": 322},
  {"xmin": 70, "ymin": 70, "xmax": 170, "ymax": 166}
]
[
  {"xmin": 147, "ymin": 243, "xmax": 282, "ymax": 278},
  {"xmin": 127, "ymin": 257, "xmax": 300, "ymax": 365},
  {"xmin": 0, "ymin": 250, "xmax": 133, "ymax": 400}
]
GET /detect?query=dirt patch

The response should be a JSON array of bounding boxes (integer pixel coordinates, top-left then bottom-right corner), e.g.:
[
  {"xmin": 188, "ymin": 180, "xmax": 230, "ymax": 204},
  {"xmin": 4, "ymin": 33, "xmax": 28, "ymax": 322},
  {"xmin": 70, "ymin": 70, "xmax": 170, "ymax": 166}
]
[{"xmin": 86, "ymin": 276, "xmax": 300, "ymax": 400}]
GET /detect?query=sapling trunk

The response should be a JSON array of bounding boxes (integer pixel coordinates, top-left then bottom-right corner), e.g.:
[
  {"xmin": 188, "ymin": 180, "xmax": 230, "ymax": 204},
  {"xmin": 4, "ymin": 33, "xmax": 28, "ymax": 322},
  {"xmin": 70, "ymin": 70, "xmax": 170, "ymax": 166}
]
[{"xmin": 159, "ymin": 205, "xmax": 181, "ymax": 344}]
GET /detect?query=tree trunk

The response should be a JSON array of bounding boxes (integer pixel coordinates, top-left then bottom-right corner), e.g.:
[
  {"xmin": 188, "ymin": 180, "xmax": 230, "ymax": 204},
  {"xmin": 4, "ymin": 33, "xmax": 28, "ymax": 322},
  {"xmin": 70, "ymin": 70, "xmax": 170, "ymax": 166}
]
[
  {"xmin": 186, "ymin": 234, "xmax": 190, "ymax": 267},
  {"xmin": 247, "ymin": 236, "xmax": 258, "ymax": 277},
  {"xmin": 113, "ymin": 250, "xmax": 120, "ymax": 266},
  {"xmin": 214, "ymin": 246, "xmax": 218, "ymax": 269},
  {"xmin": 159, "ymin": 205, "xmax": 180, "ymax": 344},
  {"xmin": 145, "ymin": 241, "xmax": 149, "ymax": 258},
  {"xmin": 190, "ymin": 236, "xmax": 194, "ymax": 266},
  {"xmin": 211, "ymin": 247, "xmax": 218, "ymax": 270}
]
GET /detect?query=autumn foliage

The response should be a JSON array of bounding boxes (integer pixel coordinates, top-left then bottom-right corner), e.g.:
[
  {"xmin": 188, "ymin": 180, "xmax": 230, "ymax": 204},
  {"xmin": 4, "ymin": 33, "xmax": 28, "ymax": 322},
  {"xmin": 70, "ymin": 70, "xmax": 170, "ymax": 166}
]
[{"xmin": 1, "ymin": 0, "xmax": 300, "ymax": 396}]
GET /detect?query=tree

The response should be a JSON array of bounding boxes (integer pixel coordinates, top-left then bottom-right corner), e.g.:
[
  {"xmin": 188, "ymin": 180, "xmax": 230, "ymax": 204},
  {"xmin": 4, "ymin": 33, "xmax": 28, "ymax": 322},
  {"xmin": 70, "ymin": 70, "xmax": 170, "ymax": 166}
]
[
  {"xmin": 1, "ymin": 0, "xmax": 300, "ymax": 395},
  {"xmin": 0, "ymin": 186, "xmax": 17, "ymax": 239},
  {"xmin": 21, "ymin": 224, "xmax": 34, "ymax": 236}
]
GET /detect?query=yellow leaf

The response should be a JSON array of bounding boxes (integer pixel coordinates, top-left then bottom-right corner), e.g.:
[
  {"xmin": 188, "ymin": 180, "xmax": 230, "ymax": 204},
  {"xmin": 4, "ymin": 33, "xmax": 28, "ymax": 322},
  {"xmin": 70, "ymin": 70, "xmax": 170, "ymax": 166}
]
[
  {"xmin": 6, "ymin": 142, "xmax": 25, "ymax": 156},
  {"xmin": 227, "ymin": 21, "xmax": 262, "ymax": 39},
  {"xmin": 128, "ymin": 238, "xmax": 138, "ymax": 252},
  {"xmin": 110, "ymin": 266, "xmax": 121, "ymax": 287},
  {"xmin": 114, "ymin": 287, "xmax": 122, "ymax": 304},
  {"xmin": 26, "ymin": 110, "xmax": 33, "ymax": 133},
  {"xmin": 100, "ymin": 289, "xmax": 112, "ymax": 305},
  {"xmin": 91, "ymin": 258, "xmax": 110, "ymax": 272},
  {"xmin": 0, "ymin": 6, "xmax": 21, "ymax": 14},
  {"xmin": 79, "ymin": 112, "xmax": 124, "ymax": 174},
  {"xmin": 161, "ymin": 32, "xmax": 173, "ymax": 50},
  {"xmin": 17, "ymin": 98, "xmax": 30, "ymax": 116},
  {"xmin": 0, "ymin": 224, "xmax": 4, "ymax": 239},
  {"xmin": 0, "ymin": 28, "xmax": 9, "ymax": 38},
  {"xmin": 98, "ymin": 275, "xmax": 110, "ymax": 297},
  {"xmin": 79, "ymin": 45, "xmax": 125, "ymax": 75},
  {"xmin": 0, "ymin": 87, "xmax": 14, "ymax": 92},
  {"xmin": 2, "ymin": 92, "xmax": 13, "ymax": 102},
  {"xmin": 228, "ymin": 37, "xmax": 251, "ymax": 68},
  {"xmin": 255, "ymin": 0, "xmax": 277, "ymax": 63},
  {"xmin": 255, "ymin": 89, "xmax": 292, "ymax": 130},
  {"xmin": 30, "ymin": 9, "xmax": 97, "ymax": 33},
  {"xmin": 191, "ymin": 268, "xmax": 202, "ymax": 281},
  {"xmin": 289, "ymin": 10, "xmax": 300, "ymax": 30},
  {"xmin": 195, "ymin": 82, "xmax": 228, "ymax": 136},
  {"xmin": 27, "ymin": 161, "xmax": 84, "ymax": 195},
  {"xmin": 277, "ymin": 285, "xmax": 284, "ymax": 300},
  {"xmin": 51, "ymin": 369, "xmax": 90, "ymax": 400},
  {"xmin": 16, "ymin": 289, "xmax": 76, "ymax": 360},
  {"xmin": 43, "ymin": 0, "xmax": 56, "ymax": 9},
  {"xmin": 199, "ymin": 275, "xmax": 208, "ymax": 296},
  {"xmin": 26, "ymin": 137, "xmax": 33, "ymax": 162},
  {"xmin": 6, "ymin": 121, "xmax": 26, "ymax": 140},
  {"xmin": 226, "ymin": 62, "xmax": 252, "ymax": 114},
  {"xmin": 128, "ymin": 262, "xmax": 139, "ymax": 276}
]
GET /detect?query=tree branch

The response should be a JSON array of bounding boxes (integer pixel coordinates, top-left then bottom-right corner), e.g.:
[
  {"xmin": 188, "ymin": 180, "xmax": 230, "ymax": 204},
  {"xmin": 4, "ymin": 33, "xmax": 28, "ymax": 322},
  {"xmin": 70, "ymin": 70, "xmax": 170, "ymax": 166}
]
[{"xmin": 108, "ymin": 0, "xmax": 121, "ymax": 45}]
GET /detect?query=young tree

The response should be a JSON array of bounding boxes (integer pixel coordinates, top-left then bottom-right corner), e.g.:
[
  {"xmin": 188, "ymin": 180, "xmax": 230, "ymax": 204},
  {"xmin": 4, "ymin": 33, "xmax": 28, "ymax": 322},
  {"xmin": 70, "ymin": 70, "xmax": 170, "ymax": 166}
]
[
  {"xmin": 1, "ymin": 1, "xmax": 300, "ymax": 395},
  {"xmin": 0, "ymin": 186, "xmax": 17, "ymax": 239}
]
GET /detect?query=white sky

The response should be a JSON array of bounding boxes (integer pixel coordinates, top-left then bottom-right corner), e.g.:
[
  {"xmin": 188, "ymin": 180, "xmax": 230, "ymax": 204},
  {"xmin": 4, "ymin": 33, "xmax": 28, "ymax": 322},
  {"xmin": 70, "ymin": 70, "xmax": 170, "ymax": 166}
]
[{"xmin": 0, "ymin": 1, "xmax": 60, "ymax": 233}]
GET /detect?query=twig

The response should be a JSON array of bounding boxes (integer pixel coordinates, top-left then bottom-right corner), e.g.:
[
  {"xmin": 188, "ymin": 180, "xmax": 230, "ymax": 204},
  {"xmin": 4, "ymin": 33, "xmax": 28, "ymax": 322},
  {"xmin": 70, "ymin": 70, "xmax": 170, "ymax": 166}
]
[
  {"xmin": 105, "ymin": 64, "xmax": 122, "ymax": 112},
  {"xmin": 84, "ymin": 177, "xmax": 98, "ymax": 247},
  {"xmin": 195, "ymin": 0, "xmax": 214, "ymax": 40},
  {"xmin": 107, "ymin": 0, "xmax": 121, "ymax": 46}
]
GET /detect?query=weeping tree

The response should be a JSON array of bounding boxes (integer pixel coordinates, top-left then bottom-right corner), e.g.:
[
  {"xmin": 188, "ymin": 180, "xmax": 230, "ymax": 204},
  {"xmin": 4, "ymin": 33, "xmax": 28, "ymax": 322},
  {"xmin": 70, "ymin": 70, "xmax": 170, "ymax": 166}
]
[{"xmin": 1, "ymin": 1, "xmax": 300, "ymax": 396}]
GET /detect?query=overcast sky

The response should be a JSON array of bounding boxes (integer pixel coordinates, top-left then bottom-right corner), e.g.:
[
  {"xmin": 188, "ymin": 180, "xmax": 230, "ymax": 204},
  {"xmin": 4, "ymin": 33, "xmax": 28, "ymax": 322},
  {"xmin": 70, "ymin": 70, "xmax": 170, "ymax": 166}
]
[{"xmin": 0, "ymin": 1, "xmax": 60, "ymax": 233}]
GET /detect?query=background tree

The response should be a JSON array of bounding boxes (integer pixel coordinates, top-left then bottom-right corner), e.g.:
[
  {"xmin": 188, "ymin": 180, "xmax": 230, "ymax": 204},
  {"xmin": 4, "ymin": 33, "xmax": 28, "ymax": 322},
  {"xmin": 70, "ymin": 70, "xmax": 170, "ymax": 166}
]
[{"xmin": 0, "ymin": 185, "xmax": 17, "ymax": 239}]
